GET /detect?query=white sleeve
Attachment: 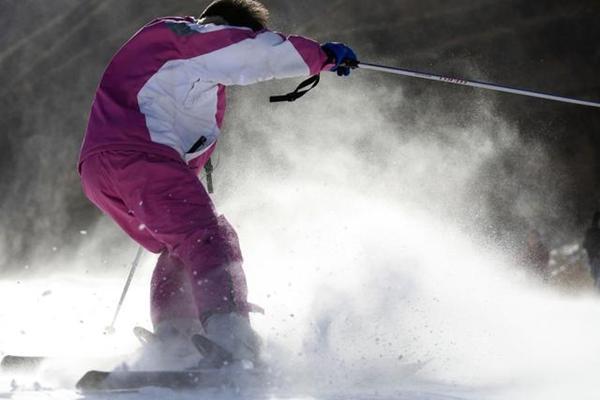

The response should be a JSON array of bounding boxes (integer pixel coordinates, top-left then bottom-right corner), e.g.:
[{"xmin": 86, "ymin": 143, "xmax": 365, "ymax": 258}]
[{"xmin": 191, "ymin": 31, "xmax": 322, "ymax": 86}]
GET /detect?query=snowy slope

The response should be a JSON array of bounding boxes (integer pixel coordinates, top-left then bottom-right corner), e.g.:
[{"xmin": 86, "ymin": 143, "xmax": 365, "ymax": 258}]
[
  {"xmin": 2, "ymin": 50, "xmax": 600, "ymax": 400},
  {"xmin": 2, "ymin": 206, "xmax": 600, "ymax": 400}
]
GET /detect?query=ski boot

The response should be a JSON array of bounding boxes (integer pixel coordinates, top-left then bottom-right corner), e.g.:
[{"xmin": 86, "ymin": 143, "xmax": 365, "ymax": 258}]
[
  {"xmin": 192, "ymin": 312, "xmax": 262, "ymax": 369},
  {"xmin": 132, "ymin": 318, "xmax": 205, "ymax": 370}
]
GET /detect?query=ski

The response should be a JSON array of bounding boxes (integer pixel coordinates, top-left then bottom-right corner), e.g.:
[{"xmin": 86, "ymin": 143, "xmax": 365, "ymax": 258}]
[
  {"xmin": 75, "ymin": 328, "xmax": 263, "ymax": 391},
  {"xmin": 76, "ymin": 368, "xmax": 257, "ymax": 391}
]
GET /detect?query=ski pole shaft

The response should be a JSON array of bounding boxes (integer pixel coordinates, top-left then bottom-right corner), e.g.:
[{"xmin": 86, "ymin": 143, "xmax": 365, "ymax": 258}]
[
  {"xmin": 106, "ymin": 246, "xmax": 143, "ymax": 333},
  {"xmin": 204, "ymin": 158, "xmax": 214, "ymax": 194},
  {"xmin": 351, "ymin": 61, "xmax": 600, "ymax": 109}
]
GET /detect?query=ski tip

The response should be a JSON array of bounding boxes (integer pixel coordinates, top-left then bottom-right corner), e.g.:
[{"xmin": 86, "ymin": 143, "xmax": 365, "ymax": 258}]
[
  {"xmin": 133, "ymin": 326, "xmax": 157, "ymax": 345},
  {"xmin": 76, "ymin": 370, "xmax": 110, "ymax": 391}
]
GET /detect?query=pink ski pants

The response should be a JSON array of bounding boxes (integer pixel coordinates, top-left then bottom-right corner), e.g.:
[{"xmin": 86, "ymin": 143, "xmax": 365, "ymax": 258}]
[{"xmin": 80, "ymin": 150, "xmax": 248, "ymax": 326}]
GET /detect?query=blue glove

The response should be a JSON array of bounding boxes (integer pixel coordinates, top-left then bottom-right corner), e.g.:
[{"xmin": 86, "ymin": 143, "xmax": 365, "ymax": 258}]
[{"xmin": 321, "ymin": 42, "xmax": 357, "ymax": 77}]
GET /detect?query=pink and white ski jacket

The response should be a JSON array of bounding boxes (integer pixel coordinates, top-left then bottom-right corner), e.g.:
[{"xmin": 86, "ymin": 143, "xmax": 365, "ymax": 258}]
[{"xmin": 79, "ymin": 17, "xmax": 332, "ymax": 173}]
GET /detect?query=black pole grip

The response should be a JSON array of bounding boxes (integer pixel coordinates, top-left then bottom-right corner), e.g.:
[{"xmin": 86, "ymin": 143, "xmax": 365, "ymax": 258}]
[{"xmin": 341, "ymin": 59, "xmax": 360, "ymax": 69}]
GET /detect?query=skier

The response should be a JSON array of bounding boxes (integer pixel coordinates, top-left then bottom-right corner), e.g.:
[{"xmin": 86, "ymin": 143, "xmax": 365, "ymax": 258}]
[
  {"xmin": 583, "ymin": 211, "xmax": 600, "ymax": 290},
  {"xmin": 77, "ymin": 0, "xmax": 357, "ymax": 364},
  {"xmin": 520, "ymin": 229, "xmax": 550, "ymax": 279}
]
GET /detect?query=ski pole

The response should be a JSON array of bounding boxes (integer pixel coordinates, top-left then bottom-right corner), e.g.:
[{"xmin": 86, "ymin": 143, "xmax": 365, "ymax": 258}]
[
  {"xmin": 104, "ymin": 246, "xmax": 144, "ymax": 335},
  {"xmin": 346, "ymin": 61, "xmax": 600, "ymax": 109}
]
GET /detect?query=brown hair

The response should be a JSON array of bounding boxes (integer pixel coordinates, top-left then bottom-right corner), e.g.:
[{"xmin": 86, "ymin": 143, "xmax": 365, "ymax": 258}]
[{"xmin": 200, "ymin": 0, "xmax": 269, "ymax": 32}]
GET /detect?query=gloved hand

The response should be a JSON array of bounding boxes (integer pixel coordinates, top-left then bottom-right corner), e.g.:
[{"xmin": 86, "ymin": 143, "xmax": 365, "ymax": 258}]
[{"xmin": 321, "ymin": 42, "xmax": 357, "ymax": 76}]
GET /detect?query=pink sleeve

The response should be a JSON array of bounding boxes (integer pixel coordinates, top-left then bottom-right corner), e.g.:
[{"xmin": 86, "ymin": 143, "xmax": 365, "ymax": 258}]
[{"xmin": 288, "ymin": 35, "xmax": 335, "ymax": 75}]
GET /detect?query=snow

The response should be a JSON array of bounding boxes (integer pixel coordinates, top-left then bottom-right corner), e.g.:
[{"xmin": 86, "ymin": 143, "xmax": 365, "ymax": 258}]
[
  {"xmin": 2, "ymin": 71, "xmax": 600, "ymax": 400},
  {"xmin": 2, "ymin": 206, "xmax": 600, "ymax": 399}
]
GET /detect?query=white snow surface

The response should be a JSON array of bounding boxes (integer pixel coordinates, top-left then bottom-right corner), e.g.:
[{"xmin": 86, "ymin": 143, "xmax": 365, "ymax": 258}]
[{"xmin": 2, "ymin": 77, "xmax": 600, "ymax": 399}]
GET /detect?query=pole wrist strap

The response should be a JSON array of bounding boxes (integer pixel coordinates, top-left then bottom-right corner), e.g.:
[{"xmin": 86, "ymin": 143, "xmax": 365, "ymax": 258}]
[{"xmin": 270, "ymin": 74, "xmax": 320, "ymax": 103}]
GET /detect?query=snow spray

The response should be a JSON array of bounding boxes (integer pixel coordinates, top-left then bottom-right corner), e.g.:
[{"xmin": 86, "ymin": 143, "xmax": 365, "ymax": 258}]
[{"xmin": 1, "ymin": 72, "xmax": 599, "ymax": 400}]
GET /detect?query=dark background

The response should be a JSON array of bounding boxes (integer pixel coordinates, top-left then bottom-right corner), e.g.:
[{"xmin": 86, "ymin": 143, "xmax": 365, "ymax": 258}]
[{"xmin": 0, "ymin": 0, "xmax": 599, "ymax": 271}]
